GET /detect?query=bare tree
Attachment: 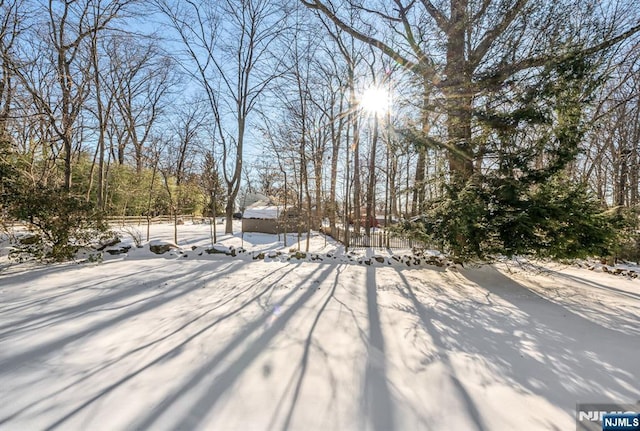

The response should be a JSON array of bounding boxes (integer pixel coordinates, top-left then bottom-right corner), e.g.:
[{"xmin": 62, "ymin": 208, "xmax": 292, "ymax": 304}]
[
  {"xmin": 156, "ymin": 0, "xmax": 286, "ymax": 234},
  {"xmin": 0, "ymin": 0, "xmax": 25, "ymax": 140},
  {"xmin": 172, "ymin": 101, "xmax": 205, "ymax": 187},
  {"xmin": 13, "ymin": 0, "xmax": 136, "ymax": 192},
  {"xmin": 201, "ymin": 149, "xmax": 224, "ymax": 243},
  {"xmin": 315, "ymin": 45, "xmax": 349, "ymax": 236},
  {"xmin": 106, "ymin": 35, "xmax": 175, "ymax": 172},
  {"xmin": 87, "ymin": 2, "xmax": 116, "ymax": 208},
  {"xmin": 575, "ymin": 41, "xmax": 640, "ymax": 206}
]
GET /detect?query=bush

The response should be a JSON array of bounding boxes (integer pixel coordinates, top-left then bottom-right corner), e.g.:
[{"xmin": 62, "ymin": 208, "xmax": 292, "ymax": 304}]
[
  {"xmin": 7, "ymin": 186, "xmax": 109, "ymax": 262},
  {"xmin": 401, "ymin": 177, "xmax": 617, "ymax": 261},
  {"xmin": 610, "ymin": 207, "xmax": 640, "ymax": 263}
]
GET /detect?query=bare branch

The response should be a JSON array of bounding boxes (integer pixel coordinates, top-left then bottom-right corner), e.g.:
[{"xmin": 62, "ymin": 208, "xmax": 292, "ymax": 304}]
[
  {"xmin": 418, "ymin": 0, "xmax": 449, "ymax": 32},
  {"xmin": 470, "ymin": 0, "xmax": 530, "ymax": 68},
  {"xmin": 300, "ymin": 0, "xmax": 424, "ymax": 75},
  {"xmin": 477, "ymin": 22, "xmax": 640, "ymax": 87}
]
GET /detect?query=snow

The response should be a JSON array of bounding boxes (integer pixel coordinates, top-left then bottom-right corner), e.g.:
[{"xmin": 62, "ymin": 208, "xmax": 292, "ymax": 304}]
[
  {"xmin": 242, "ymin": 205, "xmax": 282, "ymax": 219},
  {"xmin": 0, "ymin": 222, "xmax": 639, "ymax": 430}
]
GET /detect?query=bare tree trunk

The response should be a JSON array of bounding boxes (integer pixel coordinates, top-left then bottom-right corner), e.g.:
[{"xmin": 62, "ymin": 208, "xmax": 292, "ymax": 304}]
[
  {"xmin": 389, "ymin": 150, "xmax": 398, "ymax": 219},
  {"xmin": 90, "ymin": 16, "xmax": 108, "ymax": 210},
  {"xmin": 313, "ymin": 129, "xmax": 324, "ymax": 232},
  {"xmin": 412, "ymin": 149, "xmax": 425, "ymax": 215},
  {"xmin": 225, "ymin": 114, "xmax": 245, "ymax": 234},
  {"xmin": 343, "ymin": 98, "xmax": 351, "ymax": 250},
  {"xmin": 365, "ymin": 115, "xmax": 378, "ymax": 236},
  {"xmin": 161, "ymin": 170, "xmax": 178, "ymax": 244},
  {"xmin": 443, "ymin": 0, "xmax": 474, "ymax": 185},
  {"xmin": 352, "ymin": 96, "xmax": 361, "ymax": 233},
  {"xmin": 328, "ymin": 118, "xmax": 341, "ymax": 235}
]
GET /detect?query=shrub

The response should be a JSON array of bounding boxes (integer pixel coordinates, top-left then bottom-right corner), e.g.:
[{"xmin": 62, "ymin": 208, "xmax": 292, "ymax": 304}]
[
  {"xmin": 399, "ymin": 177, "xmax": 616, "ymax": 261},
  {"xmin": 7, "ymin": 186, "xmax": 109, "ymax": 262}
]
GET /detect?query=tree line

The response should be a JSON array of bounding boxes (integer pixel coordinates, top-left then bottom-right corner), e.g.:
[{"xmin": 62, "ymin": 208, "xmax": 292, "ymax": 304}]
[{"xmin": 1, "ymin": 0, "xmax": 639, "ymax": 260}]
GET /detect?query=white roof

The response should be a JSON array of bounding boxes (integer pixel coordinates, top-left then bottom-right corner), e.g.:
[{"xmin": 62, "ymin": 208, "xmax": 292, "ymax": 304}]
[{"xmin": 243, "ymin": 205, "xmax": 282, "ymax": 219}]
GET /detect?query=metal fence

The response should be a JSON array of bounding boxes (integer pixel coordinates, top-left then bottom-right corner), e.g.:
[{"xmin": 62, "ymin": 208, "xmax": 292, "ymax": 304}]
[{"xmin": 330, "ymin": 227, "xmax": 428, "ymax": 250}]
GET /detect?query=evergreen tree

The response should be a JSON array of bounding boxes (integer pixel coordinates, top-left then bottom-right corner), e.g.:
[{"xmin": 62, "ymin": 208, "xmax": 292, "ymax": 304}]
[
  {"xmin": 0, "ymin": 133, "xmax": 20, "ymax": 223},
  {"xmin": 403, "ymin": 52, "xmax": 617, "ymax": 259}
]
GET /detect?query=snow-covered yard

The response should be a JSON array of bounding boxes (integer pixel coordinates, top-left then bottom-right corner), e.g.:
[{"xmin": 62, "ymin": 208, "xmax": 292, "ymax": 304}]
[{"xmin": 0, "ymin": 223, "xmax": 638, "ymax": 430}]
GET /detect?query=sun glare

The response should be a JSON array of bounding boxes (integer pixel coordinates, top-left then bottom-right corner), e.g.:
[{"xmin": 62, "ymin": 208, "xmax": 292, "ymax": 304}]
[{"xmin": 359, "ymin": 86, "xmax": 390, "ymax": 116}]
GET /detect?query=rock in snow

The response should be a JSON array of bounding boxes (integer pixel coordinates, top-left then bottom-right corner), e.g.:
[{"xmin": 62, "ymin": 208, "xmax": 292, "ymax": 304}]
[{"xmin": 148, "ymin": 240, "xmax": 179, "ymax": 255}]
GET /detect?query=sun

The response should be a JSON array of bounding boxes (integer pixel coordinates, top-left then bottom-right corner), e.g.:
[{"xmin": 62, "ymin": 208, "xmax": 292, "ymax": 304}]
[{"xmin": 359, "ymin": 86, "xmax": 390, "ymax": 116}]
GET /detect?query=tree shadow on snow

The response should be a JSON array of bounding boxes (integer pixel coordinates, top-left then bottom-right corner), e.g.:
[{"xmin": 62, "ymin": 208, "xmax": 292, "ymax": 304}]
[
  {"xmin": 0, "ymin": 260, "xmax": 217, "ymax": 337},
  {"xmin": 540, "ymin": 267, "xmax": 640, "ymax": 302},
  {"xmin": 360, "ymin": 265, "xmax": 396, "ymax": 431},
  {"xmin": 0, "ymin": 261, "xmax": 292, "ymax": 428},
  {"xmin": 394, "ymin": 266, "xmax": 639, "ymax": 430},
  {"xmin": 270, "ymin": 266, "xmax": 343, "ymax": 431},
  {"xmin": 129, "ymin": 263, "xmax": 340, "ymax": 430}
]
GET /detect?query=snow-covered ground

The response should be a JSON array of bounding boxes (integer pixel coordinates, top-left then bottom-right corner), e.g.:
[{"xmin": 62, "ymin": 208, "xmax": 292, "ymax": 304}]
[{"xmin": 0, "ymin": 222, "xmax": 638, "ymax": 430}]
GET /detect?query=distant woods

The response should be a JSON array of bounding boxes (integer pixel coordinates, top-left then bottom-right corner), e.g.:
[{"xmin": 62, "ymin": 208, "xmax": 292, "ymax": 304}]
[{"xmin": 1, "ymin": 0, "xmax": 640, "ymax": 259}]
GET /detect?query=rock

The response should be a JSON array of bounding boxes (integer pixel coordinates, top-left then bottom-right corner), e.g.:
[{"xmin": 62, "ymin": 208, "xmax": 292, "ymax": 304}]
[
  {"xmin": 374, "ymin": 256, "xmax": 385, "ymax": 264},
  {"xmin": 105, "ymin": 245, "xmax": 131, "ymax": 255},
  {"xmin": 425, "ymin": 257, "xmax": 444, "ymax": 267},
  {"xmin": 253, "ymin": 252, "xmax": 265, "ymax": 260},
  {"xmin": 205, "ymin": 246, "xmax": 229, "ymax": 255},
  {"xmin": 149, "ymin": 241, "xmax": 179, "ymax": 255},
  {"xmin": 150, "ymin": 244, "xmax": 174, "ymax": 254},
  {"xmin": 204, "ymin": 244, "xmax": 237, "ymax": 256},
  {"xmin": 95, "ymin": 236, "xmax": 120, "ymax": 251}
]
